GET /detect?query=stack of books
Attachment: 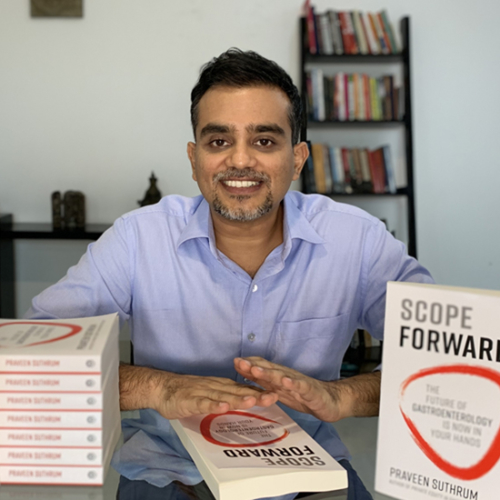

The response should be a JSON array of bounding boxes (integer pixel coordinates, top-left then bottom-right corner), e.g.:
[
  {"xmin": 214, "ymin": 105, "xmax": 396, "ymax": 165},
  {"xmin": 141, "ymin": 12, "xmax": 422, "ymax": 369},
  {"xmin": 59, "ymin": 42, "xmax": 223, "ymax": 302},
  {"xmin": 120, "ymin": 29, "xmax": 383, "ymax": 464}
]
[
  {"xmin": 306, "ymin": 71, "xmax": 402, "ymax": 122},
  {"xmin": 303, "ymin": 143, "xmax": 397, "ymax": 196},
  {"xmin": 304, "ymin": 3, "xmax": 401, "ymax": 56},
  {"xmin": 0, "ymin": 314, "xmax": 121, "ymax": 486}
]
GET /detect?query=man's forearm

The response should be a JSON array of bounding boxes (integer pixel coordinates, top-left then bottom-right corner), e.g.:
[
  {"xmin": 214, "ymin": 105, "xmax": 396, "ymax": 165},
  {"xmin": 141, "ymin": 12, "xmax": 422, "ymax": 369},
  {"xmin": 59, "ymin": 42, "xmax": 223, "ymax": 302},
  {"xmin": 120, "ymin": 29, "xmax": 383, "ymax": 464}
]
[
  {"xmin": 119, "ymin": 363, "xmax": 167, "ymax": 412},
  {"xmin": 325, "ymin": 371, "xmax": 381, "ymax": 420}
]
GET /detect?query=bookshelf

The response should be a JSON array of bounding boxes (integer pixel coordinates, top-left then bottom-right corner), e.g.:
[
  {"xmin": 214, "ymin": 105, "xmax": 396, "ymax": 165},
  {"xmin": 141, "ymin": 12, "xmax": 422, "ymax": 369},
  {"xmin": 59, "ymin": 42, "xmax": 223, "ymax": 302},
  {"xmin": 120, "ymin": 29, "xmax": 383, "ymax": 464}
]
[{"xmin": 299, "ymin": 16, "xmax": 417, "ymax": 259}]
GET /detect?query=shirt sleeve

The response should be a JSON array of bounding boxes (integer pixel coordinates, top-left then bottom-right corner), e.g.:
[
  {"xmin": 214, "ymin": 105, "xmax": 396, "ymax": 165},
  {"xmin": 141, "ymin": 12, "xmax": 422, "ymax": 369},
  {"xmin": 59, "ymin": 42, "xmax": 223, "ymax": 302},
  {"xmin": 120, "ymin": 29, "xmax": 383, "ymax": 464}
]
[
  {"xmin": 25, "ymin": 216, "xmax": 133, "ymax": 325},
  {"xmin": 359, "ymin": 219, "xmax": 434, "ymax": 340}
]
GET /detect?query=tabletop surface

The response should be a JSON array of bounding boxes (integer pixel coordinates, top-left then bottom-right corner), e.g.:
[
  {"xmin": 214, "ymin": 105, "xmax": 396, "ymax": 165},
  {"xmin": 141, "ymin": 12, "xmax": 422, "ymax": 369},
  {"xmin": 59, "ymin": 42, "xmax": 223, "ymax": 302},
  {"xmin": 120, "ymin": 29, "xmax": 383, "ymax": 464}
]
[{"xmin": 0, "ymin": 467, "xmax": 348, "ymax": 500}]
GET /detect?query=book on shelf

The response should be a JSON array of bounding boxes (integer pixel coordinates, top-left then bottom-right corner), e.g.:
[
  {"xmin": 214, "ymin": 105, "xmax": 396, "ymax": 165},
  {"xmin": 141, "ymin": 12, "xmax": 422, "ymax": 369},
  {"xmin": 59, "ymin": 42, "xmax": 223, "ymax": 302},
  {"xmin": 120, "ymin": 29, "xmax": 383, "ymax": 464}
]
[
  {"xmin": 305, "ymin": 70, "xmax": 401, "ymax": 123},
  {"xmin": 303, "ymin": 6, "xmax": 401, "ymax": 56},
  {"xmin": 375, "ymin": 282, "xmax": 500, "ymax": 500},
  {"xmin": 305, "ymin": 144, "xmax": 396, "ymax": 195},
  {"xmin": 0, "ymin": 314, "xmax": 121, "ymax": 486},
  {"xmin": 171, "ymin": 404, "xmax": 347, "ymax": 500}
]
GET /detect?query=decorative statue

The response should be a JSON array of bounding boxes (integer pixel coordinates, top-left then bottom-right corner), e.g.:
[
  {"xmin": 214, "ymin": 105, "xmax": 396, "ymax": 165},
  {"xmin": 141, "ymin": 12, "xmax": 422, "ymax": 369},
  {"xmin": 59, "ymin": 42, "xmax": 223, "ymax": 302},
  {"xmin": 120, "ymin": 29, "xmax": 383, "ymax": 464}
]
[
  {"xmin": 51, "ymin": 190, "xmax": 85, "ymax": 230},
  {"xmin": 138, "ymin": 172, "xmax": 162, "ymax": 207}
]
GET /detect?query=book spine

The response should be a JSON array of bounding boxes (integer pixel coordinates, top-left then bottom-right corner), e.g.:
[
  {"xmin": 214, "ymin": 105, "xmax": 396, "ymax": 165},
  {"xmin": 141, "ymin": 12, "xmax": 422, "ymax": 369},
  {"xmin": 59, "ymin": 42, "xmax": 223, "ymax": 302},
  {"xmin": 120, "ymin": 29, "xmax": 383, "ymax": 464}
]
[
  {"xmin": 352, "ymin": 11, "xmax": 369, "ymax": 54},
  {"xmin": 319, "ymin": 13, "xmax": 334, "ymax": 54},
  {"xmin": 0, "ymin": 392, "xmax": 105, "ymax": 410},
  {"xmin": 0, "ymin": 410, "xmax": 103, "ymax": 428},
  {"xmin": 371, "ymin": 12, "xmax": 390, "ymax": 54},
  {"xmin": 0, "ymin": 373, "xmax": 104, "ymax": 392},
  {"xmin": 363, "ymin": 74, "xmax": 371, "ymax": 121},
  {"xmin": 339, "ymin": 12, "xmax": 358, "ymax": 54},
  {"xmin": 328, "ymin": 11, "xmax": 344, "ymax": 55},
  {"xmin": 306, "ymin": 4, "xmax": 317, "ymax": 54},
  {"xmin": 347, "ymin": 75, "xmax": 355, "ymax": 121},
  {"xmin": 361, "ymin": 12, "xmax": 380, "ymax": 54},
  {"xmin": 311, "ymin": 143, "xmax": 327, "ymax": 194},
  {"xmin": 353, "ymin": 73, "xmax": 360, "ymax": 120},
  {"xmin": 334, "ymin": 148, "xmax": 345, "ymax": 191},
  {"xmin": 380, "ymin": 10, "xmax": 398, "ymax": 53},
  {"xmin": 382, "ymin": 145, "xmax": 397, "ymax": 193},
  {"xmin": 314, "ymin": 13, "xmax": 324, "ymax": 54},
  {"xmin": 0, "ymin": 429, "xmax": 103, "ymax": 447},
  {"xmin": 322, "ymin": 145, "xmax": 333, "ymax": 193},
  {"xmin": 0, "ymin": 447, "xmax": 104, "ymax": 466},
  {"xmin": 359, "ymin": 148, "xmax": 373, "ymax": 191},
  {"xmin": 0, "ymin": 356, "xmax": 101, "ymax": 373},
  {"xmin": 335, "ymin": 73, "xmax": 346, "ymax": 121},
  {"xmin": 0, "ymin": 465, "xmax": 104, "ymax": 485}
]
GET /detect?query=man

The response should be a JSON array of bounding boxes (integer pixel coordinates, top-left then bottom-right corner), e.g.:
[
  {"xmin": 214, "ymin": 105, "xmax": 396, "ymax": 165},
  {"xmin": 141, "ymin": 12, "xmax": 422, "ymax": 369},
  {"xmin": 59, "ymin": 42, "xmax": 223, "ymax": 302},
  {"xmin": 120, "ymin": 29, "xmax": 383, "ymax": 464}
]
[{"xmin": 28, "ymin": 49, "xmax": 433, "ymax": 499}]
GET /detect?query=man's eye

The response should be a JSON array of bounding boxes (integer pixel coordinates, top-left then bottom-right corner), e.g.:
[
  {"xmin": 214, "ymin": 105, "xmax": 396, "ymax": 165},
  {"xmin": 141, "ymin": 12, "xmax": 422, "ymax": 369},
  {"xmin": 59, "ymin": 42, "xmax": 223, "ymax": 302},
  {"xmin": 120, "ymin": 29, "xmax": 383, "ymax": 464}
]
[
  {"xmin": 211, "ymin": 139, "xmax": 228, "ymax": 147},
  {"xmin": 256, "ymin": 138, "xmax": 274, "ymax": 147}
]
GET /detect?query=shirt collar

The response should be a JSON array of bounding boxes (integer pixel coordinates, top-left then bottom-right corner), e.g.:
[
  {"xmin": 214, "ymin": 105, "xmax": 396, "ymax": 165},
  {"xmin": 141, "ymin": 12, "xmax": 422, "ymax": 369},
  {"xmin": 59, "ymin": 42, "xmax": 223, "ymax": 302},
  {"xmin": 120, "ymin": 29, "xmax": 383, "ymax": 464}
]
[
  {"xmin": 176, "ymin": 193, "xmax": 325, "ymax": 254},
  {"xmin": 282, "ymin": 192, "xmax": 325, "ymax": 246}
]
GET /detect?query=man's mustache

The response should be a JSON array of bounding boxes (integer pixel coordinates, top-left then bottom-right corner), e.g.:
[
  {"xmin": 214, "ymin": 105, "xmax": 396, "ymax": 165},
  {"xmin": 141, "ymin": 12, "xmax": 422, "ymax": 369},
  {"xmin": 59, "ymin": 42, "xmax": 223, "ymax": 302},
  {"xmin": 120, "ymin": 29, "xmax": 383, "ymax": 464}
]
[{"xmin": 213, "ymin": 168, "xmax": 270, "ymax": 185}]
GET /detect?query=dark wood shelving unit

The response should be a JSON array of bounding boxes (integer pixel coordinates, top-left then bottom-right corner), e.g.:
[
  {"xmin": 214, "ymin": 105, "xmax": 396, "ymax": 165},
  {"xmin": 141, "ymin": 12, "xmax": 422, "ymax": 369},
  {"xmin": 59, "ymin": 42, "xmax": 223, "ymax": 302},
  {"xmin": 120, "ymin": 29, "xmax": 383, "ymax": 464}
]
[
  {"xmin": 299, "ymin": 16, "xmax": 417, "ymax": 259},
  {"xmin": 0, "ymin": 214, "xmax": 110, "ymax": 318}
]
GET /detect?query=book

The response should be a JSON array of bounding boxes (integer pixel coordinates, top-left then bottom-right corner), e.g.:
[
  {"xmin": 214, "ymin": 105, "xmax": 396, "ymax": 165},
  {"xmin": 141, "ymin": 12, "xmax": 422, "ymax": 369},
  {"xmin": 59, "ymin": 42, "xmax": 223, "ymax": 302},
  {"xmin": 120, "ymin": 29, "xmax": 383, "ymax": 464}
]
[
  {"xmin": 338, "ymin": 12, "xmax": 358, "ymax": 55},
  {"xmin": 361, "ymin": 11, "xmax": 380, "ymax": 54},
  {"xmin": 376, "ymin": 282, "xmax": 500, "ymax": 500},
  {"xmin": 0, "ymin": 315, "xmax": 118, "ymax": 373},
  {"xmin": 310, "ymin": 143, "xmax": 327, "ymax": 193},
  {"xmin": 171, "ymin": 404, "xmax": 347, "ymax": 500},
  {"xmin": 0, "ymin": 314, "xmax": 121, "ymax": 486},
  {"xmin": 327, "ymin": 10, "xmax": 344, "ymax": 55},
  {"xmin": 351, "ymin": 11, "xmax": 369, "ymax": 55}
]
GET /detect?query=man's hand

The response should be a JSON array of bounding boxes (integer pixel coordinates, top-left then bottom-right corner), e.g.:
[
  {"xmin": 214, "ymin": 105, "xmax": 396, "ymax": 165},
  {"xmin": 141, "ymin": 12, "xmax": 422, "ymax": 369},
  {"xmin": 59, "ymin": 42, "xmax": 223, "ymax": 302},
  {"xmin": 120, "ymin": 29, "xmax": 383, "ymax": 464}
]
[
  {"xmin": 119, "ymin": 364, "xmax": 278, "ymax": 420},
  {"xmin": 234, "ymin": 357, "xmax": 381, "ymax": 422}
]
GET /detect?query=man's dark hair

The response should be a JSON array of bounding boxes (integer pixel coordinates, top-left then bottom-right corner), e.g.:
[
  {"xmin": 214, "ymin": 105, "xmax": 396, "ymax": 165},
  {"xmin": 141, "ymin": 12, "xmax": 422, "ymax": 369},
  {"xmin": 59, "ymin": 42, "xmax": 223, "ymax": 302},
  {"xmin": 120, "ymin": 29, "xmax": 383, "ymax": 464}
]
[{"xmin": 190, "ymin": 48, "xmax": 302, "ymax": 145}]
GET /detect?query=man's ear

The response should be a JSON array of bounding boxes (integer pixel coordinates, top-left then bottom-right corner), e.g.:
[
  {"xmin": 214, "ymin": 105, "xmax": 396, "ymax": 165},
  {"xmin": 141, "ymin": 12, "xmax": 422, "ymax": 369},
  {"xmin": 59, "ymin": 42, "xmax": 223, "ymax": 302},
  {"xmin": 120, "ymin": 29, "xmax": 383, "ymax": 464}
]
[
  {"xmin": 292, "ymin": 141, "xmax": 309, "ymax": 181},
  {"xmin": 187, "ymin": 142, "xmax": 197, "ymax": 181}
]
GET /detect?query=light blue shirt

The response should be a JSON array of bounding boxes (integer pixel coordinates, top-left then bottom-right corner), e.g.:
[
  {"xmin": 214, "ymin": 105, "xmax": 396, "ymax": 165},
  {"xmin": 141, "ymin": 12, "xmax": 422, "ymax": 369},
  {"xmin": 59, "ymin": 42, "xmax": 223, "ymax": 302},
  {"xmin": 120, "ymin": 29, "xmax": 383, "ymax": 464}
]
[{"xmin": 27, "ymin": 191, "xmax": 433, "ymax": 494}]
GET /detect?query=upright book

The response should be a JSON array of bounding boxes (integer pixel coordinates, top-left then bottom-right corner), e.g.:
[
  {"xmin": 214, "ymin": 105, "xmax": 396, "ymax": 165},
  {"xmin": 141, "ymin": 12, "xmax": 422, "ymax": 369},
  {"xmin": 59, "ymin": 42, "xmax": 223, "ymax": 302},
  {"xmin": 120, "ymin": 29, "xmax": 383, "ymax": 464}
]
[
  {"xmin": 376, "ymin": 282, "xmax": 500, "ymax": 500},
  {"xmin": 171, "ymin": 404, "xmax": 347, "ymax": 500}
]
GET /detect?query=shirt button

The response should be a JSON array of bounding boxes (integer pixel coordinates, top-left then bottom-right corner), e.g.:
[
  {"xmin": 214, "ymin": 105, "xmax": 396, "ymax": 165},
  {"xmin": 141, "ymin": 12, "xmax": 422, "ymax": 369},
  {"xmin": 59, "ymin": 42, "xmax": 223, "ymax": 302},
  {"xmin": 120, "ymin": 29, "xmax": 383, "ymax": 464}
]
[
  {"xmin": 252, "ymin": 284, "xmax": 258, "ymax": 292},
  {"xmin": 247, "ymin": 333, "xmax": 256, "ymax": 342},
  {"xmin": 243, "ymin": 378, "xmax": 250, "ymax": 383}
]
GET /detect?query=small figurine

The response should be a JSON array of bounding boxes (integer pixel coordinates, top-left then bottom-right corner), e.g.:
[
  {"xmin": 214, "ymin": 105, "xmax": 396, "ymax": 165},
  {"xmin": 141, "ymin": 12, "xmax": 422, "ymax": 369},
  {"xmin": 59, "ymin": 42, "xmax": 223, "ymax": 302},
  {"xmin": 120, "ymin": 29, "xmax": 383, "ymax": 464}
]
[
  {"xmin": 51, "ymin": 191, "xmax": 62, "ymax": 229},
  {"xmin": 51, "ymin": 190, "xmax": 85, "ymax": 230},
  {"xmin": 138, "ymin": 172, "xmax": 162, "ymax": 207}
]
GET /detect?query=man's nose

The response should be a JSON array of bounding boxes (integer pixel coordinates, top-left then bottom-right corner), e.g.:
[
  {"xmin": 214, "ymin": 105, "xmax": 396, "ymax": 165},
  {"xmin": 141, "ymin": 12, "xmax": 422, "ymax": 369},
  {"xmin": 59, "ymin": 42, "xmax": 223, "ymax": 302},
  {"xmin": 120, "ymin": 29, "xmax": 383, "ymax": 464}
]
[{"xmin": 227, "ymin": 142, "xmax": 257, "ymax": 168}]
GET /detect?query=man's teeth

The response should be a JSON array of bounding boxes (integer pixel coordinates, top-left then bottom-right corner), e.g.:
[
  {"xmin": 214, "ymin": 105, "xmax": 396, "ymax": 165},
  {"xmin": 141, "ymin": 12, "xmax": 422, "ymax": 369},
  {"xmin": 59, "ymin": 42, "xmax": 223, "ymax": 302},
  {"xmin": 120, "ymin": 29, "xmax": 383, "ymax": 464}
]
[{"xmin": 223, "ymin": 180, "xmax": 260, "ymax": 188}]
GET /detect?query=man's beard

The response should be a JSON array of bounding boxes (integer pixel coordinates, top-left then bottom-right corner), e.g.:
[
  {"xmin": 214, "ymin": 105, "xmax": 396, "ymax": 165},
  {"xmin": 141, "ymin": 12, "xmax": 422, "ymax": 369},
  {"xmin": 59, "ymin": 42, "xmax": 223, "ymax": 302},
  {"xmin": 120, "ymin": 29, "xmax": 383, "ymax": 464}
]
[{"xmin": 211, "ymin": 168, "xmax": 273, "ymax": 222}]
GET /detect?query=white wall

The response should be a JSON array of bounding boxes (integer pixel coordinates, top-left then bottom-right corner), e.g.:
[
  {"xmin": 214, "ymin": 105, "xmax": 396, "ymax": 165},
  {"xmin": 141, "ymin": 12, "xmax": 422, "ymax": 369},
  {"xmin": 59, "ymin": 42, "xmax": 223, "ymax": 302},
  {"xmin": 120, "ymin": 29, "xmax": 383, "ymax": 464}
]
[{"xmin": 1, "ymin": 0, "xmax": 499, "ymax": 316}]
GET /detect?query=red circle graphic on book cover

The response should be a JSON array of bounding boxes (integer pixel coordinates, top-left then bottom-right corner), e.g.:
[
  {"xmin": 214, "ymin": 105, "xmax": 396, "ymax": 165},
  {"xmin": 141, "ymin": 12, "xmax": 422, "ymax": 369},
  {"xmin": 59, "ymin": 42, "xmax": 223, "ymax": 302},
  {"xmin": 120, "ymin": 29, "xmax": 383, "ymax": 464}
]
[
  {"xmin": 0, "ymin": 322, "xmax": 82, "ymax": 348},
  {"xmin": 399, "ymin": 364, "xmax": 500, "ymax": 480},
  {"xmin": 200, "ymin": 411, "xmax": 290, "ymax": 448}
]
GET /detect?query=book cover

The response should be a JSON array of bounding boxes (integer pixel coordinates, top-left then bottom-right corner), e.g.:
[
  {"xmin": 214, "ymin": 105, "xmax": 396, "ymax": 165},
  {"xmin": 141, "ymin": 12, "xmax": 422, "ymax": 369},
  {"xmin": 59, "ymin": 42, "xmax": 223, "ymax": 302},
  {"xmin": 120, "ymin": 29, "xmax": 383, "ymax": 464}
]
[
  {"xmin": 376, "ymin": 282, "xmax": 500, "ymax": 500},
  {"xmin": 171, "ymin": 404, "xmax": 347, "ymax": 500},
  {"xmin": 0, "ymin": 314, "xmax": 119, "ymax": 373}
]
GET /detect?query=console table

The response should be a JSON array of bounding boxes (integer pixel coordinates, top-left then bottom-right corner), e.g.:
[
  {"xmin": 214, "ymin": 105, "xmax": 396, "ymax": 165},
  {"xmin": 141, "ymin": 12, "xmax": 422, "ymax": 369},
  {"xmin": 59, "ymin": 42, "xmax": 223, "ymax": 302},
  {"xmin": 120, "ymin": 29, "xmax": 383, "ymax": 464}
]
[{"xmin": 0, "ymin": 213, "xmax": 110, "ymax": 318}]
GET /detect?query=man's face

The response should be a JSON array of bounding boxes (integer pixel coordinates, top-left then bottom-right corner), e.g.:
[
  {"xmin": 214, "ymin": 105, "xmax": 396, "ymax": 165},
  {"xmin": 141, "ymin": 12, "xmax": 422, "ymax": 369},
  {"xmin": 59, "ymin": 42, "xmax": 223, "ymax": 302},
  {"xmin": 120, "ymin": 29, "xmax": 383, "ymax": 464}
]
[{"xmin": 187, "ymin": 85, "xmax": 308, "ymax": 223}]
